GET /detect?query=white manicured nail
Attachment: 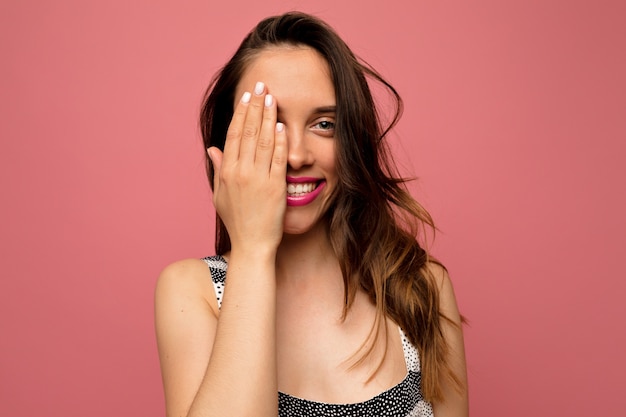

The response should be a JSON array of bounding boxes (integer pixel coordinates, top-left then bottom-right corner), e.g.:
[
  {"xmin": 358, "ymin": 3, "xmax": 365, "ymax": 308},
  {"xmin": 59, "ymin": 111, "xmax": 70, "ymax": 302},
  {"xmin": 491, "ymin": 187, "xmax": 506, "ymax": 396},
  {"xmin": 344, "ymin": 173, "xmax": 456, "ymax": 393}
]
[{"xmin": 254, "ymin": 81, "xmax": 264, "ymax": 95}]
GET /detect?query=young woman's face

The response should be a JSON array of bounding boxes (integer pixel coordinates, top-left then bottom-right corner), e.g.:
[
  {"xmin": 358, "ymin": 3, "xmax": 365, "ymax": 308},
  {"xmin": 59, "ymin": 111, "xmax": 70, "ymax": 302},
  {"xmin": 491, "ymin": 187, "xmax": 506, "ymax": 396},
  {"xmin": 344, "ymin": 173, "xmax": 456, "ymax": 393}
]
[{"xmin": 234, "ymin": 46, "xmax": 337, "ymax": 235}]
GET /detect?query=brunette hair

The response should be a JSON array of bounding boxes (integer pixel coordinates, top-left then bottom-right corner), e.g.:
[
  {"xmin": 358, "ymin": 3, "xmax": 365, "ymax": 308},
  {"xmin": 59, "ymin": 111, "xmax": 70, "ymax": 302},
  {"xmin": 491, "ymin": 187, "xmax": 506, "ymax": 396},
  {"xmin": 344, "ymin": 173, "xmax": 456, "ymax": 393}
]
[{"xmin": 200, "ymin": 11, "xmax": 462, "ymax": 402}]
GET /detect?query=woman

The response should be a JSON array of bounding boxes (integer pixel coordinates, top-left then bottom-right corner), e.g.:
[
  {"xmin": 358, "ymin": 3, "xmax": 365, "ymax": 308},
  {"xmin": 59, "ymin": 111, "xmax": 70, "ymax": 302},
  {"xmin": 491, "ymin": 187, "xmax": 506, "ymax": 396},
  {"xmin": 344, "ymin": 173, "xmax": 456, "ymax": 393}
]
[{"xmin": 155, "ymin": 12, "xmax": 468, "ymax": 417}]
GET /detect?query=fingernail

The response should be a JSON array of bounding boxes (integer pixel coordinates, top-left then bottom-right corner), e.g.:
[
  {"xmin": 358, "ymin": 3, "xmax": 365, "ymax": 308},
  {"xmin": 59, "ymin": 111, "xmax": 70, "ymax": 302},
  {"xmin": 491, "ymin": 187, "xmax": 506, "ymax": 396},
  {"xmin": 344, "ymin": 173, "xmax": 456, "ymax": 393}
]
[
  {"xmin": 241, "ymin": 92, "xmax": 251, "ymax": 103},
  {"xmin": 254, "ymin": 81, "xmax": 264, "ymax": 95},
  {"xmin": 207, "ymin": 148, "xmax": 213, "ymax": 161},
  {"xmin": 265, "ymin": 94, "xmax": 273, "ymax": 107},
  {"xmin": 276, "ymin": 122, "xmax": 284, "ymax": 132}
]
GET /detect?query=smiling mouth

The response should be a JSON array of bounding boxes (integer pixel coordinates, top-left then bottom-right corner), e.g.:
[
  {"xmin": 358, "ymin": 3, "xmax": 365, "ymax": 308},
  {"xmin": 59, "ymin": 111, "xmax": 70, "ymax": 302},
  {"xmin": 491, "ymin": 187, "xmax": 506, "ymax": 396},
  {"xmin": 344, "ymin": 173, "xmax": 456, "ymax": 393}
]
[{"xmin": 286, "ymin": 182, "xmax": 319, "ymax": 197}]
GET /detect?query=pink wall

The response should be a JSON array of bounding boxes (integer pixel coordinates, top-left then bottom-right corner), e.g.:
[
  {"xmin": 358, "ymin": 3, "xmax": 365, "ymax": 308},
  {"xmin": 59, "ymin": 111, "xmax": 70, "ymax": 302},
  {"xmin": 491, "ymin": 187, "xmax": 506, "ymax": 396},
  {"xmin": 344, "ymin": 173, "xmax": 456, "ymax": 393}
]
[{"xmin": 1, "ymin": 1, "xmax": 624, "ymax": 415}]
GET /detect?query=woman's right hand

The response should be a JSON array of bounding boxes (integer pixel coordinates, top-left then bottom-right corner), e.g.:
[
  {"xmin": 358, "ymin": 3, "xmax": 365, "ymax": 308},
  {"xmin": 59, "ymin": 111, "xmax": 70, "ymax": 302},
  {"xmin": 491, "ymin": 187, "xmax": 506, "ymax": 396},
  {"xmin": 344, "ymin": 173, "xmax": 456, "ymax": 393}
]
[{"xmin": 208, "ymin": 81, "xmax": 288, "ymax": 255}]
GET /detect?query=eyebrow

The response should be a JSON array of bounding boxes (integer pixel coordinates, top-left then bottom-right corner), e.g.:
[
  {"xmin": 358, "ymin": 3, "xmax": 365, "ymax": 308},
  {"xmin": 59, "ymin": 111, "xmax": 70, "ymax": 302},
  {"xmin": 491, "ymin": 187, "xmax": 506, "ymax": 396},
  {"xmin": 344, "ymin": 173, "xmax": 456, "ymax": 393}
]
[
  {"xmin": 277, "ymin": 105, "xmax": 337, "ymax": 115},
  {"xmin": 312, "ymin": 106, "xmax": 337, "ymax": 114}
]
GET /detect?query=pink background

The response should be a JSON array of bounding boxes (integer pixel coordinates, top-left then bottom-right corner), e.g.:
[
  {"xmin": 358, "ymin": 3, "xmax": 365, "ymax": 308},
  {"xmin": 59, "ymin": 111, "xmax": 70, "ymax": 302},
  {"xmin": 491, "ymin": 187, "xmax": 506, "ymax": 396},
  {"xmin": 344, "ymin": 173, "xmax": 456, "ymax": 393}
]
[{"xmin": 1, "ymin": 1, "xmax": 624, "ymax": 415}]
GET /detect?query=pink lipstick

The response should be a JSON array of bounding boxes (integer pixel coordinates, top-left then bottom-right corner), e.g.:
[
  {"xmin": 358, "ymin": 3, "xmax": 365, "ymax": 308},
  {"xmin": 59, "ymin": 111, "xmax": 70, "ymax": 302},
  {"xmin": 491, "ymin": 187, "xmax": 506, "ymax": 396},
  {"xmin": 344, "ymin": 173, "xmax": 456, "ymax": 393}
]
[{"xmin": 286, "ymin": 176, "xmax": 325, "ymax": 207}]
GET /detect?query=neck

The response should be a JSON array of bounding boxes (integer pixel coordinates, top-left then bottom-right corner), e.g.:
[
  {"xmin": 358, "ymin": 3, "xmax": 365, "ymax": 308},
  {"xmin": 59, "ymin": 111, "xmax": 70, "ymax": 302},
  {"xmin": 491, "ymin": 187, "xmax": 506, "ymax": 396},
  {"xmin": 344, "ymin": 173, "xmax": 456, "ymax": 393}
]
[{"xmin": 275, "ymin": 221, "xmax": 339, "ymax": 285}]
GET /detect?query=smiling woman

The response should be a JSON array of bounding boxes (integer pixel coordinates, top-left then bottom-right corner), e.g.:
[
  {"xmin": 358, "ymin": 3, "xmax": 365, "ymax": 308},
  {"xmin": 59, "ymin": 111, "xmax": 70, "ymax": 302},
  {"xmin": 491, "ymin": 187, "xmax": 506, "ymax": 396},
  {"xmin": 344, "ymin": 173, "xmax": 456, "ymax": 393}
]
[
  {"xmin": 232, "ymin": 47, "xmax": 338, "ymax": 232},
  {"xmin": 154, "ymin": 11, "xmax": 468, "ymax": 417}
]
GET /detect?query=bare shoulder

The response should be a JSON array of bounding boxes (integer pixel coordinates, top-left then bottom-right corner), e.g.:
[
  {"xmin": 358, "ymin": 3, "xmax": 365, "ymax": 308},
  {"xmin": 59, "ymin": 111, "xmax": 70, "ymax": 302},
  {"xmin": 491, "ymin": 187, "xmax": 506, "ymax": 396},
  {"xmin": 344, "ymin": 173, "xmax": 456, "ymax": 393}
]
[
  {"xmin": 158, "ymin": 257, "xmax": 214, "ymax": 282},
  {"xmin": 155, "ymin": 258, "xmax": 219, "ymax": 318},
  {"xmin": 155, "ymin": 259, "xmax": 221, "ymax": 416},
  {"xmin": 425, "ymin": 262, "xmax": 469, "ymax": 416},
  {"xmin": 425, "ymin": 262, "xmax": 462, "ymax": 324},
  {"xmin": 424, "ymin": 261, "xmax": 451, "ymax": 287}
]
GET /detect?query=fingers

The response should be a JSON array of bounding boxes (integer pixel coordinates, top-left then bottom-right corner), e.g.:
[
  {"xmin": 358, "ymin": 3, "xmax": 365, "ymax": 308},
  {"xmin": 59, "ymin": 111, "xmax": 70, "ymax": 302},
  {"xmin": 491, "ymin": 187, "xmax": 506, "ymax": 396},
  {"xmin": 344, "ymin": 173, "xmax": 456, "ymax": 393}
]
[
  {"xmin": 238, "ymin": 81, "xmax": 270, "ymax": 164},
  {"xmin": 223, "ymin": 91, "xmax": 251, "ymax": 166},
  {"xmin": 207, "ymin": 146, "xmax": 224, "ymax": 193},
  {"xmin": 224, "ymin": 81, "xmax": 282, "ymax": 174},
  {"xmin": 253, "ymin": 93, "xmax": 278, "ymax": 171},
  {"xmin": 270, "ymin": 122, "xmax": 287, "ymax": 180}
]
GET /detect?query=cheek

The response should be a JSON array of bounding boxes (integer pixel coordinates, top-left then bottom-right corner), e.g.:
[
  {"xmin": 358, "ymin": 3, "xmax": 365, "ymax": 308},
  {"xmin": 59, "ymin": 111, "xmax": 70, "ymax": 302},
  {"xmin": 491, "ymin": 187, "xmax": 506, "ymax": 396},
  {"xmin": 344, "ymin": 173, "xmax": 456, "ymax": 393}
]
[
  {"xmin": 326, "ymin": 142, "xmax": 337, "ymax": 165},
  {"xmin": 323, "ymin": 150, "xmax": 337, "ymax": 179}
]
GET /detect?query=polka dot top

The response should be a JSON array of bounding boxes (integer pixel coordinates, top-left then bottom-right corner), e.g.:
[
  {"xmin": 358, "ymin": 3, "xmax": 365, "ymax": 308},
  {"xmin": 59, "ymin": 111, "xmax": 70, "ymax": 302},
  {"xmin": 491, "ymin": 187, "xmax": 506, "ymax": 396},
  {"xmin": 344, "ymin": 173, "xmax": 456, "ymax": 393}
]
[{"xmin": 203, "ymin": 256, "xmax": 434, "ymax": 417}]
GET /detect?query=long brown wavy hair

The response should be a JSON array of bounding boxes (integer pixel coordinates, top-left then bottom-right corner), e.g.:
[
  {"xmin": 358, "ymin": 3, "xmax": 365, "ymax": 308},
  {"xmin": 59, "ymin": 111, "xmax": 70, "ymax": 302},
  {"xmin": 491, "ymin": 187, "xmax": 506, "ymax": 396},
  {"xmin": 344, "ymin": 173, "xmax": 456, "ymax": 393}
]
[{"xmin": 200, "ymin": 11, "xmax": 462, "ymax": 402}]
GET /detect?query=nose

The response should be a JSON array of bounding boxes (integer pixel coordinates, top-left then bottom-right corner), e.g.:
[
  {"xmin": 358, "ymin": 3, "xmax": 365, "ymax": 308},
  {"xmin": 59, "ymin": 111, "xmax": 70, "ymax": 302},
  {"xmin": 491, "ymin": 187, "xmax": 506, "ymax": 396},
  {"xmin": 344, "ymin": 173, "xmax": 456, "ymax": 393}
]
[{"xmin": 286, "ymin": 127, "xmax": 312, "ymax": 170}]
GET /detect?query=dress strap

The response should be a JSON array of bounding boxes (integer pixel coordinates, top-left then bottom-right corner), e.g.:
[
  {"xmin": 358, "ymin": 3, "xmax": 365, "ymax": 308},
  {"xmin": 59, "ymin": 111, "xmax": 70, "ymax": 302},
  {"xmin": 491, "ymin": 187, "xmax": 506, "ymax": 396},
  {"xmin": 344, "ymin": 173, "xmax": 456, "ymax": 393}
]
[
  {"xmin": 399, "ymin": 327, "xmax": 421, "ymax": 373},
  {"xmin": 202, "ymin": 256, "xmax": 227, "ymax": 309}
]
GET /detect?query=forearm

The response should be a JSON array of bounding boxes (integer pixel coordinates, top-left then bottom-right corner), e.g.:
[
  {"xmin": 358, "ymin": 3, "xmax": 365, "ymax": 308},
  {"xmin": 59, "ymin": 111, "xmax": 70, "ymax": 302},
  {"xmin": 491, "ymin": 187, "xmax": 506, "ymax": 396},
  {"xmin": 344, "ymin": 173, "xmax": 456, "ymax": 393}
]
[
  {"xmin": 187, "ymin": 250, "xmax": 278, "ymax": 417},
  {"xmin": 182, "ymin": 79, "xmax": 285, "ymax": 416}
]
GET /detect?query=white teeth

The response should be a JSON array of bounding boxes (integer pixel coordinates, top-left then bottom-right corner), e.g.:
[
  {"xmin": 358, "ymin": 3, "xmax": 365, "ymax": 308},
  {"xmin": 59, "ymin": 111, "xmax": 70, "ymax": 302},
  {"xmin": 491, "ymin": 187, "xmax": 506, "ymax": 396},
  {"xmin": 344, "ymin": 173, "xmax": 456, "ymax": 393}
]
[{"xmin": 287, "ymin": 182, "xmax": 317, "ymax": 196}]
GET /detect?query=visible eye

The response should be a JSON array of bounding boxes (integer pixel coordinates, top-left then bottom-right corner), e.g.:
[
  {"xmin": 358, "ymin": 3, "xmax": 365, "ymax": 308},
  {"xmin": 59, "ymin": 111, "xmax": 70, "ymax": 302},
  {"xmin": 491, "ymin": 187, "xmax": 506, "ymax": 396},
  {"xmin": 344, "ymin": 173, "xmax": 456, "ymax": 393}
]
[
  {"xmin": 311, "ymin": 119, "xmax": 336, "ymax": 136},
  {"xmin": 316, "ymin": 120, "xmax": 335, "ymax": 130}
]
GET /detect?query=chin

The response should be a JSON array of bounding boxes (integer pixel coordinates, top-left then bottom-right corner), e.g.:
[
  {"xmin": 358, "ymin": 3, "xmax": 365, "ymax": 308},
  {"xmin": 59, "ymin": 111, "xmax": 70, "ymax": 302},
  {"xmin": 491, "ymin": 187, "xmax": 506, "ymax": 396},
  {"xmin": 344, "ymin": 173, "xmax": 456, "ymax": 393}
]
[
  {"xmin": 282, "ymin": 223, "xmax": 315, "ymax": 236},
  {"xmin": 282, "ymin": 213, "xmax": 326, "ymax": 236}
]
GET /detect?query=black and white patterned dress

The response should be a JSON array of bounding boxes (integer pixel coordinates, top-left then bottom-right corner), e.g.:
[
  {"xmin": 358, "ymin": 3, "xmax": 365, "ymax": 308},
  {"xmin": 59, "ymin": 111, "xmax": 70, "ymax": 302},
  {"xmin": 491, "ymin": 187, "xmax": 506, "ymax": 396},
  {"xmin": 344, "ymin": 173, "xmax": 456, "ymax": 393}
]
[{"xmin": 203, "ymin": 256, "xmax": 434, "ymax": 417}]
